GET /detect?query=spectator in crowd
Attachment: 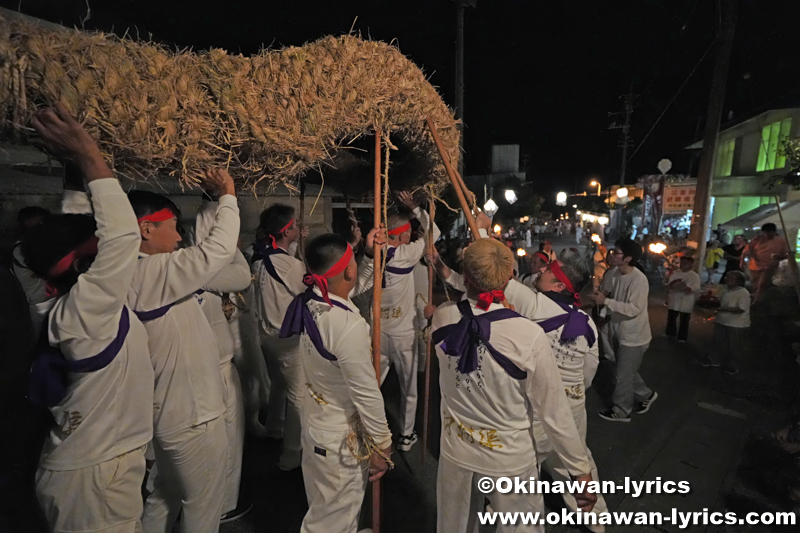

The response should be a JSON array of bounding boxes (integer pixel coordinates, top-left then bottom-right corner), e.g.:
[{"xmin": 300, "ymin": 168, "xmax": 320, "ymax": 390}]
[
  {"xmin": 722, "ymin": 234, "xmax": 747, "ymax": 278},
  {"xmin": 701, "ymin": 271, "xmax": 750, "ymax": 375},
  {"xmin": 665, "ymin": 257, "xmax": 701, "ymax": 343},
  {"xmin": 703, "ymin": 240, "xmax": 724, "ymax": 284},
  {"xmin": 742, "ymin": 223, "xmax": 788, "ymax": 302}
]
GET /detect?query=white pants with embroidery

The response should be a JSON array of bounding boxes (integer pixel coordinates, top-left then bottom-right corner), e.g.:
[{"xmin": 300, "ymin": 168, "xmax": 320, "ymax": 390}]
[
  {"xmin": 437, "ymin": 457, "xmax": 544, "ymax": 533},
  {"xmin": 36, "ymin": 446, "xmax": 146, "ymax": 533},
  {"xmin": 300, "ymin": 425, "xmax": 368, "ymax": 533},
  {"xmin": 221, "ymin": 360, "xmax": 245, "ymax": 513}
]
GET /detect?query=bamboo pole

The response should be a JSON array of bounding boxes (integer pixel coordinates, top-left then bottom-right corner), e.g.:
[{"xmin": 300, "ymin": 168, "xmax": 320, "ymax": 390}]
[
  {"xmin": 422, "ymin": 198, "xmax": 435, "ymax": 454},
  {"xmin": 298, "ymin": 179, "xmax": 306, "ymax": 261},
  {"xmin": 773, "ymin": 196, "xmax": 800, "ymax": 304},
  {"xmin": 371, "ymin": 130, "xmax": 383, "ymax": 533},
  {"xmin": 425, "ymin": 117, "xmax": 481, "ymax": 238}
]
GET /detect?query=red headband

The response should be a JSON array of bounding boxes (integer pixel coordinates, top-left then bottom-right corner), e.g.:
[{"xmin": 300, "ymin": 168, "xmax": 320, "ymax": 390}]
[
  {"xmin": 464, "ymin": 273, "xmax": 509, "ymax": 311},
  {"xmin": 534, "ymin": 251, "xmax": 549, "ymax": 263},
  {"xmin": 44, "ymin": 235, "xmax": 100, "ymax": 297},
  {"xmin": 549, "ymin": 260, "xmax": 580, "ymax": 305},
  {"xmin": 137, "ymin": 208, "xmax": 176, "ymax": 223},
  {"xmin": 271, "ymin": 218, "xmax": 295, "ymax": 249},
  {"xmin": 304, "ymin": 244, "xmax": 353, "ymax": 306},
  {"xmin": 388, "ymin": 222, "xmax": 411, "ymax": 236}
]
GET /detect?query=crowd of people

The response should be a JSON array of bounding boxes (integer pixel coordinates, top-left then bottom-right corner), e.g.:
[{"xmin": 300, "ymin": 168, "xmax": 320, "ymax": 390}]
[{"xmin": 5, "ymin": 104, "xmax": 785, "ymax": 533}]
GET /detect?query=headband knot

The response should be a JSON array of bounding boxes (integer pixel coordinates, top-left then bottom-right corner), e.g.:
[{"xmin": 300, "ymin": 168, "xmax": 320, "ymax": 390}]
[
  {"xmin": 549, "ymin": 260, "xmax": 580, "ymax": 305},
  {"xmin": 303, "ymin": 244, "xmax": 353, "ymax": 306},
  {"xmin": 270, "ymin": 218, "xmax": 296, "ymax": 249}
]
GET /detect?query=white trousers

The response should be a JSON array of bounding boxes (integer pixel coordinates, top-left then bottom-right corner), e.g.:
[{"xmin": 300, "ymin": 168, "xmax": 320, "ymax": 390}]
[
  {"xmin": 261, "ymin": 332, "xmax": 305, "ymax": 470},
  {"xmin": 300, "ymin": 425, "xmax": 367, "ymax": 533},
  {"xmin": 532, "ymin": 396, "xmax": 608, "ymax": 533},
  {"xmin": 221, "ymin": 361, "xmax": 245, "ymax": 513},
  {"xmin": 142, "ymin": 417, "xmax": 227, "ymax": 533},
  {"xmin": 437, "ymin": 457, "xmax": 543, "ymax": 533},
  {"xmin": 36, "ymin": 446, "xmax": 146, "ymax": 533},
  {"xmin": 379, "ymin": 332, "xmax": 418, "ymax": 436}
]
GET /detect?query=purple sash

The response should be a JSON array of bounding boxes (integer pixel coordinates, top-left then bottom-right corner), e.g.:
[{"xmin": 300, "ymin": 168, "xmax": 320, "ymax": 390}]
[
  {"xmin": 432, "ymin": 300, "xmax": 527, "ymax": 380},
  {"xmin": 253, "ymin": 241, "xmax": 290, "ymax": 289},
  {"xmin": 536, "ymin": 292, "xmax": 596, "ymax": 347},
  {"xmin": 381, "ymin": 247, "xmax": 415, "ymax": 288},
  {"xmin": 279, "ymin": 288, "xmax": 352, "ymax": 361},
  {"xmin": 133, "ymin": 290, "xmax": 204, "ymax": 323},
  {"xmin": 28, "ymin": 306, "xmax": 131, "ymax": 408}
]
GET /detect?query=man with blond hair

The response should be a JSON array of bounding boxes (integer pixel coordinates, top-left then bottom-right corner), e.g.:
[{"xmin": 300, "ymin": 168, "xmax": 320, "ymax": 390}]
[{"xmin": 432, "ymin": 238, "xmax": 596, "ymax": 533}]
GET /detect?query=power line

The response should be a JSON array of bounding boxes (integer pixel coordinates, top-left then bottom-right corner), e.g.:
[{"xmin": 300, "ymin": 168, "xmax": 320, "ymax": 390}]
[{"xmin": 627, "ymin": 36, "xmax": 717, "ymax": 162}]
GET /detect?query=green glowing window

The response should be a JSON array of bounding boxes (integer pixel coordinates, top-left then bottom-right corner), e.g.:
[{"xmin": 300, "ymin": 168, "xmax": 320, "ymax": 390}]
[
  {"xmin": 715, "ymin": 138, "xmax": 735, "ymax": 177},
  {"xmin": 757, "ymin": 118, "xmax": 792, "ymax": 171}
]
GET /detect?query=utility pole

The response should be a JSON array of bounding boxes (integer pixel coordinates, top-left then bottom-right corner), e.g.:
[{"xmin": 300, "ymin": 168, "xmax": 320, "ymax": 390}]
[
  {"xmin": 454, "ymin": 0, "xmax": 475, "ymax": 178},
  {"xmin": 688, "ymin": 0, "xmax": 737, "ymax": 273},
  {"xmin": 608, "ymin": 89, "xmax": 634, "ymax": 186}
]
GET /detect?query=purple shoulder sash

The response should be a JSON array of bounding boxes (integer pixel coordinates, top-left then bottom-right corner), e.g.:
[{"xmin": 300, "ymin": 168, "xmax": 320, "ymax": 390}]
[
  {"xmin": 133, "ymin": 289, "xmax": 205, "ymax": 322},
  {"xmin": 536, "ymin": 294, "xmax": 596, "ymax": 347},
  {"xmin": 28, "ymin": 306, "xmax": 131, "ymax": 408},
  {"xmin": 431, "ymin": 300, "xmax": 527, "ymax": 380},
  {"xmin": 279, "ymin": 288, "xmax": 352, "ymax": 361},
  {"xmin": 381, "ymin": 247, "xmax": 415, "ymax": 288},
  {"xmin": 253, "ymin": 242, "xmax": 290, "ymax": 289}
]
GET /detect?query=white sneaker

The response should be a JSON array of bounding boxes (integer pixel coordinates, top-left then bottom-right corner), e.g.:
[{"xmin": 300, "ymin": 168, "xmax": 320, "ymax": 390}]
[{"xmin": 397, "ymin": 432, "xmax": 418, "ymax": 451}]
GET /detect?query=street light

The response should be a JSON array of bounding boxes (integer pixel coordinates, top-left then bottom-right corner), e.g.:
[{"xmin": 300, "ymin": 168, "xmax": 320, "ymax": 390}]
[
  {"xmin": 598, "ymin": 216, "xmax": 609, "ymax": 225},
  {"xmin": 505, "ymin": 189, "xmax": 518, "ymax": 205},
  {"xmin": 484, "ymin": 198, "xmax": 498, "ymax": 216},
  {"xmin": 616, "ymin": 187, "xmax": 628, "ymax": 199},
  {"xmin": 556, "ymin": 191, "xmax": 567, "ymax": 206},
  {"xmin": 590, "ymin": 180, "xmax": 601, "ymax": 196},
  {"xmin": 572, "ymin": 204, "xmax": 577, "ymax": 208}
]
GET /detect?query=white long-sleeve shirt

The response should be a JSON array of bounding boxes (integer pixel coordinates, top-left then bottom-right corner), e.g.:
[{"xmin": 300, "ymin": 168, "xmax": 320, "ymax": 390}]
[
  {"xmin": 253, "ymin": 244, "xmax": 307, "ymax": 336},
  {"xmin": 717, "ymin": 287, "xmax": 751, "ymax": 328},
  {"xmin": 299, "ymin": 284, "xmax": 391, "ymax": 450},
  {"xmin": 380, "ymin": 207, "xmax": 440, "ymax": 336},
  {"xmin": 666, "ymin": 270, "xmax": 701, "ymax": 314},
  {"xmin": 195, "ymin": 199, "xmax": 252, "ymax": 364},
  {"xmin": 444, "ymin": 273, "xmax": 599, "ymax": 391},
  {"xmin": 432, "ymin": 299, "xmax": 591, "ymax": 477},
  {"xmin": 127, "ymin": 195, "xmax": 240, "ymax": 437},
  {"xmin": 601, "ymin": 267, "xmax": 652, "ymax": 347},
  {"xmin": 40, "ymin": 179, "xmax": 154, "ymax": 471}
]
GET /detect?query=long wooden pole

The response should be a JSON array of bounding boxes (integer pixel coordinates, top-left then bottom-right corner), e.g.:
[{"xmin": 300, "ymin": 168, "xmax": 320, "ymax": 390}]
[
  {"xmin": 299, "ymin": 179, "xmax": 306, "ymax": 261},
  {"xmin": 422, "ymin": 198, "xmax": 436, "ymax": 454},
  {"xmin": 773, "ymin": 196, "xmax": 800, "ymax": 304},
  {"xmin": 425, "ymin": 117, "xmax": 481, "ymax": 238},
  {"xmin": 371, "ymin": 130, "xmax": 382, "ymax": 533}
]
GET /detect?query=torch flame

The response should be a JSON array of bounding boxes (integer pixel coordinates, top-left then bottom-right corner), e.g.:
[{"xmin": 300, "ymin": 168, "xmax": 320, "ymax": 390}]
[
  {"xmin": 517, "ymin": 248, "xmax": 527, "ymax": 257},
  {"xmin": 591, "ymin": 234, "xmax": 601, "ymax": 244},
  {"xmin": 649, "ymin": 243, "xmax": 667, "ymax": 254}
]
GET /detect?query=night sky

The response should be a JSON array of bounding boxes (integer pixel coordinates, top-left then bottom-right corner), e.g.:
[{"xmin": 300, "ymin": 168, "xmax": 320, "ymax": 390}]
[{"xmin": 5, "ymin": 0, "xmax": 800, "ymax": 205}]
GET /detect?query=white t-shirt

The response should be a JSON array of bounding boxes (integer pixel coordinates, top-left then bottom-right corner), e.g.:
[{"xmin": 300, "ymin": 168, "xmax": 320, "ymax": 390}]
[
  {"xmin": 299, "ymin": 285, "xmax": 391, "ymax": 450},
  {"xmin": 666, "ymin": 270, "xmax": 701, "ymax": 314},
  {"xmin": 40, "ymin": 179, "xmax": 154, "ymax": 471},
  {"xmin": 717, "ymin": 286, "xmax": 751, "ymax": 328},
  {"xmin": 601, "ymin": 267, "xmax": 652, "ymax": 347},
  {"xmin": 128, "ymin": 195, "xmax": 240, "ymax": 437},
  {"xmin": 380, "ymin": 208, "xmax": 440, "ymax": 337},
  {"xmin": 432, "ymin": 299, "xmax": 591, "ymax": 478}
]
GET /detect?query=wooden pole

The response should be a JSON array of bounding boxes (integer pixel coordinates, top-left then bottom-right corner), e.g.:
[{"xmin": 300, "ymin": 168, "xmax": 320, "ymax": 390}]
[
  {"xmin": 773, "ymin": 196, "xmax": 800, "ymax": 304},
  {"xmin": 371, "ymin": 130, "xmax": 382, "ymax": 533},
  {"xmin": 422, "ymin": 198, "xmax": 435, "ymax": 455},
  {"xmin": 299, "ymin": 179, "xmax": 306, "ymax": 261},
  {"xmin": 425, "ymin": 117, "xmax": 481, "ymax": 238}
]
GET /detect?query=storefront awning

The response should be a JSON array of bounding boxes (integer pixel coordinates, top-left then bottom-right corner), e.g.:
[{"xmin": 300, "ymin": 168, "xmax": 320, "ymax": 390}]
[{"xmin": 722, "ymin": 201, "xmax": 800, "ymax": 230}]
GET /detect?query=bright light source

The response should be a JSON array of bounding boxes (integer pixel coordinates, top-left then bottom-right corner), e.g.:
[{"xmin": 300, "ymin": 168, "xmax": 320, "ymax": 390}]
[
  {"xmin": 649, "ymin": 242, "xmax": 667, "ymax": 254},
  {"xmin": 505, "ymin": 189, "xmax": 518, "ymax": 204},
  {"xmin": 523, "ymin": 216, "xmax": 530, "ymax": 222},
  {"xmin": 519, "ymin": 217, "xmax": 525, "ymax": 223},
  {"xmin": 572, "ymin": 204, "xmax": 578, "ymax": 208},
  {"xmin": 484, "ymin": 198, "xmax": 498, "ymax": 216},
  {"xmin": 493, "ymin": 224, "xmax": 501, "ymax": 234},
  {"xmin": 598, "ymin": 216, "xmax": 609, "ymax": 225},
  {"xmin": 591, "ymin": 234, "xmax": 601, "ymax": 244},
  {"xmin": 517, "ymin": 248, "xmax": 526, "ymax": 257},
  {"xmin": 556, "ymin": 192, "xmax": 567, "ymax": 206},
  {"xmin": 590, "ymin": 181, "xmax": 598, "ymax": 186},
  {"xmin": 576, "ymin": 210, "xmax": 582, "ymax": 215},
  {"xmin": 616, "ymin": 187, "xmax": 629, "ymax": 199}
]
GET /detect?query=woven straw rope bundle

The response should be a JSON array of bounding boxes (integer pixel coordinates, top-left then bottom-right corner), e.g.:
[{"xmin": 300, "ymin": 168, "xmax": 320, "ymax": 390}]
[{"xmin": 0, "ymin": 15, "xmax": 459, "ymax": 194}]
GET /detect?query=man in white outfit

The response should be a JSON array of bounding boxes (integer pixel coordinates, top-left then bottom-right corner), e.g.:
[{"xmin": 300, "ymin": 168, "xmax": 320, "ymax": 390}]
[
  {"xmin": 23, "ymin": 104, "xmax": 154, "ymax": 533},
  {"xmin": 665, "ymin": 256, "xmax": 701, "ymax": 343},
  {"xmin": 252, "ymin": 203, "xmax": 307, "ymax": 470},
  {"xmin": 593, "ymin": 239, "xmax": 658, "ymax": 422},
  {"xmin": 129, "ymin": 170, "xmax": 240, "ymax": 533},
  {"xmin": 379, "ymin": 192, "xmax": 440, "ymax": 451},
  {"xmin": 432, "ymin": 238, "xmax": 596, "ymax": 533},
  {"xmin": 280, "ymin": 231, "xmax": 391, "ymax": 533},
  {"xmin": 195, "ymin": 198, "xmax": 253, "ymax": 520}
]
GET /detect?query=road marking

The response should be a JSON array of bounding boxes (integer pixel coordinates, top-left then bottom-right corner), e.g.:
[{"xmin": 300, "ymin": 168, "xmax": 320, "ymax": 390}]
[{"xmin": 696, "ymin": 402, "xmax": 747, "ymax": 419}]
